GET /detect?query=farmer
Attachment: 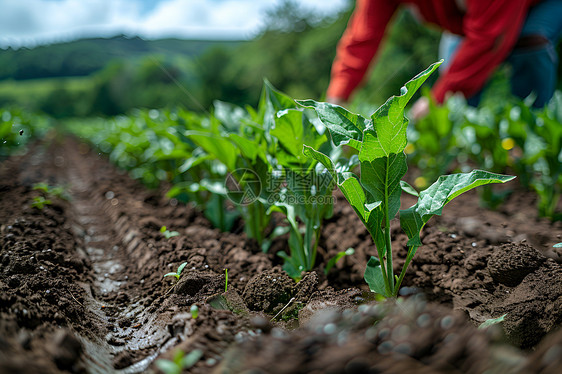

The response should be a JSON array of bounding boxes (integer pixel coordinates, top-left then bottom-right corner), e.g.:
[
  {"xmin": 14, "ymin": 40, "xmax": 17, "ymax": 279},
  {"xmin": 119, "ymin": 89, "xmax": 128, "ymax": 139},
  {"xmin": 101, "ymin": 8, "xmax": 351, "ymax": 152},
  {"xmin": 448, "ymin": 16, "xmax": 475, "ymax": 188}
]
[{"xmin": 326, "ymin": 0, "xmax": 562, "ymax": 118}]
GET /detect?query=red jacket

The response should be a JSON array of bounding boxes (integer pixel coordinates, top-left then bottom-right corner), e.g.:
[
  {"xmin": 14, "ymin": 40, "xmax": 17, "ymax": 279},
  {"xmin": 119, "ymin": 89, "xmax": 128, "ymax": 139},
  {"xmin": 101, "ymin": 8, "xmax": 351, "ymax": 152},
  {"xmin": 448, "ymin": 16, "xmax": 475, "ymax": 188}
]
[{"xmin": 327, "ymin": 0, "xmax": 541, "ymax": 103}]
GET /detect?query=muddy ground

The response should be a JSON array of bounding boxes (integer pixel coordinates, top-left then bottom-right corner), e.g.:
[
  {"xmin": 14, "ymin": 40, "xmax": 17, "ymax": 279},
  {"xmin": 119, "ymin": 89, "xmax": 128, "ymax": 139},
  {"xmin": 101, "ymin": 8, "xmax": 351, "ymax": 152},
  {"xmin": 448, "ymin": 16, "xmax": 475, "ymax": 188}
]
[{"xmin": 1, "ymin": 138, "xmax": 561, "ymax": 373}]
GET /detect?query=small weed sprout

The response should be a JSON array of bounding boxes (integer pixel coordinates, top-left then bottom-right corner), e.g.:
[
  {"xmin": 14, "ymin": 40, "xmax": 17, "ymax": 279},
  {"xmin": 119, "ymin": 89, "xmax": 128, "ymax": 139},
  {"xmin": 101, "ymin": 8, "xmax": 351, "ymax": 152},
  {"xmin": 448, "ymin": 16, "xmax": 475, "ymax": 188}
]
[
  {"xmin": 31, "ymin": 181, "xmax": 70, "ymax": 209},
  {"xmin": 479, "ymin": 314, "xmax": 507, "ymax": 329},
  {"xmin": 160, "ymin": 226, "xmax": 179, "ymax": 239},
  {"xmin": 190, "ymin": 304, "xmax": 199, "ymax": 319},
  {"xmin": 31, "ymin": 196, "xmax": 52, "ymax": 209},
  {"xmin": 224, "ymin": 268, "xmax": 228, "ymax": 293},
  {"xmin": 155, "ymin": 348, "xmax": 203, "ymax": 374},
  {"xmin": 32, "ymin": 182, "xmax": 70, "ymax": 200},
  {"xmin": 164, "ymin": 262, "xmax": 188, "ymax": 280},
  {"xmin": 324, "ymin": 248, "xmax": 355, "ymax": 275}
]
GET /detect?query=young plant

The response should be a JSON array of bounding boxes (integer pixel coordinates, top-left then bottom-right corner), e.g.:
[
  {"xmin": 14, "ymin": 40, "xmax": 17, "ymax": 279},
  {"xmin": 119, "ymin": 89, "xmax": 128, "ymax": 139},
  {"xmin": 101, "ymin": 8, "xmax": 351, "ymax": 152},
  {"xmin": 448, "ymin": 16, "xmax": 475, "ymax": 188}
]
[
  {"xmin": 190, "ymin": 304, "xmax": 199, "ymax": 319},
  {"xmin": 155, "ymin": 349, "xmax": 203, "ymax": 374},
  {"xmin": 407, "ymin": 90, "xmax": 462, "ymax": 188},
  {"xmin": 160, "ymin": 226, "xmax": 179, "ymax": 239},
  {"xmin": 531, "ymin": 95, "xmax": 562, "ymax": 221},
  {"xmin": 324, "ymin": 248, "xmax": 355, "ymax": 275},
  {"xmin": 457, "ymin": 102, "xmax": 516, "ymax": 209},
  {"xmin": 224, "ymin": 268, "xmax": 228, "ymax": 293},
  {"xmin": 267, "ymin": 107, "xmax": 336, "ymax": 279},
  {"xmin": 33, "ymin": 182, "xmax": 70, "ymax": 201},
  {"xmin": 478, "ymin": 314, "xmax": 507, "ymax": 329},
  {"xmin": 253, "ymin": 83, "xmax": 358, "ymax": 280},
  {"xmin": 302, "ymin": 61, "xmax": 515, "ymax": 297},
  {"xmin": 31, "ymin": 196, "xmax": 51, "ymax": 210},
  {"xmin": 163, "ymin": 262, "xmax": 188, "ymax": 280},
  {"xmin": 182, "ymin": 94, "xmax": 275, "ymax": 242}
]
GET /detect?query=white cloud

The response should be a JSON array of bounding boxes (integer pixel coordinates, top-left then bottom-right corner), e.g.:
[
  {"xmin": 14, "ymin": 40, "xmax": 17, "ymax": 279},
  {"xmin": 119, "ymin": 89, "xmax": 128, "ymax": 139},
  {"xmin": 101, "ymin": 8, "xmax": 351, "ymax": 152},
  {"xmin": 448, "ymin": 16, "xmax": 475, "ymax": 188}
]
[
  {"xmin": 135, "ymin": 0, "xmax": 268, "ymax": 39},
  {"xmin": 0, "ymin": 0, "xmax": 349, "ymax": 48}
]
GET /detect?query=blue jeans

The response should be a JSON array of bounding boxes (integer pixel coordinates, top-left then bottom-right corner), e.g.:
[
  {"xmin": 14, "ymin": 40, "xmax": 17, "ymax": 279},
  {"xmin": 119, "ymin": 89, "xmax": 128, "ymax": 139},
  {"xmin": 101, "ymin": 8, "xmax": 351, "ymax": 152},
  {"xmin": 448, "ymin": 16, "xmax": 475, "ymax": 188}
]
[{"xmin": 439, "ymin": 0, "xmax": 562, "ymax": 107}]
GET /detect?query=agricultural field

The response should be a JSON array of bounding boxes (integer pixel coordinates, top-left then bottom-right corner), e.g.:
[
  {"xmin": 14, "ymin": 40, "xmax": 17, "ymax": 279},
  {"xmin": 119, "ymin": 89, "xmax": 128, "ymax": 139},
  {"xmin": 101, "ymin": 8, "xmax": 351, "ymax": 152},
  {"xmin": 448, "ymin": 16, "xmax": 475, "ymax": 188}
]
[{"xmin": 1, "ymin": 63, "xmax": 561, "ymax": 373}]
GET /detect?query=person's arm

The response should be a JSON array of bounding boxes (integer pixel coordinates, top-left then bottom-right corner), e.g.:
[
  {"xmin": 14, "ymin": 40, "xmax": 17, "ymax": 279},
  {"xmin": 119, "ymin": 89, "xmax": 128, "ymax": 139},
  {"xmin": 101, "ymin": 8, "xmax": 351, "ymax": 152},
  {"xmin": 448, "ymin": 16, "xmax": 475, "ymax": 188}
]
[
  {"xmin": 327, "ymin": 0, "xmax": 398, "ymax": 103},
  {"xmin": 431, "ymin": 0, "xmax": 530, "ymax": 103}
]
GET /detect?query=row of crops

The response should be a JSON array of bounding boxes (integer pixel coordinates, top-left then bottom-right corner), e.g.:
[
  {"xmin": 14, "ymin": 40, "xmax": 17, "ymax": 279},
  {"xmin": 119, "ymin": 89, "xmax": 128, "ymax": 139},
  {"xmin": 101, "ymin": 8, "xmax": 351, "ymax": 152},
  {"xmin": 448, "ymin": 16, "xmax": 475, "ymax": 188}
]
[
  {"xmin": 0, "ymin": 107, "xmax": 51, "ymax": 158},
  {"xmin": 411, "ymin": 91, "xmax": 561, "ymax": 219},
  {"xmin": 1, "ymin": 63, "xmax": 561, "ymax": 292}
]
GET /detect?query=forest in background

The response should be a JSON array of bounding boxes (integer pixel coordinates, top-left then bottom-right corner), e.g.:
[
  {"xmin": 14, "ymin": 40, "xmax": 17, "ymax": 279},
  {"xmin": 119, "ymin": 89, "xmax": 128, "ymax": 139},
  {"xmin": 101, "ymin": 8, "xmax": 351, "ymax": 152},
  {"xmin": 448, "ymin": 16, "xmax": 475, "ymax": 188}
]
[{"xmin": 3, "ymin": 1, "xmax": 558, "ymax": 119}]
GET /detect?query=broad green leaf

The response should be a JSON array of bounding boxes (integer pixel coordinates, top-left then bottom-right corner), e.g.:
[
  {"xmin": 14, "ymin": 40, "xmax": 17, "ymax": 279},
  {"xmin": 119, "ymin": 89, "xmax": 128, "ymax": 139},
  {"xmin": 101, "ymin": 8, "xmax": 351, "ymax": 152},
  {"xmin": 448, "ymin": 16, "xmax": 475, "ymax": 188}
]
[
  {"xmin": 361, "ymin": 152, "xmax": 407, "ymax": 220},
  {"xmin": 364, "ymin": 256, "xmax": 389, "ymax": 297},
  {"xmin": 302, "ymin": 144, "xmax": 338, "ymax": 181},
  {"xmin": 200, "ymin": 180, "xmax": 228, "ymax": 195},
  {"xmin": 178, "ymin": 151, "xmax": 212, "ymax": 173},
  {"xmin": 400, "ymin": 180, "xmax": 419, "ymax": 196},
  {"xmin": 272, "ymin": 109, "xmax": 305, "ymax": 158},
  {"xmin": 274, "ymin": 109, "xmax": 327, "ymax": 168},
  {"xmin": 361, "ymin": 60, "xmax": 442, "ymax": 161},
  {"xmin": 303, "ymin": 145, "xmax": 382, "ymax": 226},
  {"xmin": 400, "ymin": 170, "xmax": 515, "ymax": 246},
  {"xmin": 228, "ymin": 133, "xmax": 261, "ymax": 162},
  {"xmin": 213, "ymin": 100, "xmax": 247, "ymax": 132},
  {"xmin": 259, "ymin": 79, "xmax": 297, "ymax": 132},
  {"xmin": 184, "ymin": 131, "xmax": 238, "ymax": 171},
  {"xmin": 262, "ymin": 79, "xmax": 296, "ymax": 111},
  {"xmin": 297, "ymin": 100, "xmax": 369, "ymax": 150},
  {"xmin": 277, "ymin": 251, "xmax": 302, "ymax": 279}
]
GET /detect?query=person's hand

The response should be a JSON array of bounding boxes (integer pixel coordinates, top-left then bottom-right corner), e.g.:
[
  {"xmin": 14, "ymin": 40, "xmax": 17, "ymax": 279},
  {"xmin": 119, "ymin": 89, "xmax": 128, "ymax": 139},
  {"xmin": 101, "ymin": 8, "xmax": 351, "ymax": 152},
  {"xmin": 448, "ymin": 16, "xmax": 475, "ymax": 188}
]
[{"xmin": 410, "ymin": 97, "xmax": 430, "ymax": 121}]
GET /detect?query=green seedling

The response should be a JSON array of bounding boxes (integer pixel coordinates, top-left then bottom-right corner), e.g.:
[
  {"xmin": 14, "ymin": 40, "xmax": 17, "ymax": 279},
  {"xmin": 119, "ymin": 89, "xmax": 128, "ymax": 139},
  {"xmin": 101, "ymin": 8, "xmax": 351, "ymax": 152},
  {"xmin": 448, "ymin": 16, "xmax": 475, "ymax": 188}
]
[
  {"xmin": 164, "ymin": 262, "xmax": 187, "ymax": 280},
  {"xmin": 190, "ymin": 304, "xmax": 199, "ymax": 319},
  {"xmin": 530, "ymin": 95, "xmax": 562, "ymax": 221},
  {"xmin": 408, "ymin": 89, "xmax": 461, "ymax": 188},
  {"xmin": 324, "ymin": 248, "xmax": 355, "ymax": 275},
  {"xmin": 155, "ymin": 348, "xmax": 203, "ymax": 374},
  {"xmin": 224, "ymin": 268, "xmax": 228, "ymax": 293},
  {"xmin": 160, "ymin": 226, "xmax": 179, "ymax": 239},
  {"xmin": 31, "ymin": 196, "xmax": 52, "ymax": 210},
  {"xmin": 479, "ymin": 314, "xmax": 507, "ymax": 329},
  {"xmin": 32, "ymin": 182, "xmax": 70, "ymax": 201},
  {"xmin": 302, "ymin": 61, "xmax": 515, "ymax": 298}
]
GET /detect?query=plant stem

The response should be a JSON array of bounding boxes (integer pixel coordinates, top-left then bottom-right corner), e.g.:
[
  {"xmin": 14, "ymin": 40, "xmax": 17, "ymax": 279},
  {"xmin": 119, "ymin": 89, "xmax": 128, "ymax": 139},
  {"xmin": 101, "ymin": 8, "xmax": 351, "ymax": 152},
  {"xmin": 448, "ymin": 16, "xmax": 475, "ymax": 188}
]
[
  {"xmin": 253, "ymin": 203, "xmax": 262, "ymax": 244},
  {"xmin": 385, "ymin": 224, "xmax": 394, "ymax": 295},
  {"xmin": 384, "ymin": 157, "xmax": 394, "ymax": 295},
  {"xmin": 224, "ymin": 268, "xmax": 228, "ymax": 293},
  {"xmin": 305, "ymin": 218, "xmax": 314, "ymax": 270},
  {"xmin": 372, "ymin": 230, "xmax": 392, "ymax": 297},
  {"xmin": 394, "ymin": 245, "xmax": 418, "ymax": 296},
  {"xmin": 218, "ymin": 195, "xmax": 226, "ymax": 231}
]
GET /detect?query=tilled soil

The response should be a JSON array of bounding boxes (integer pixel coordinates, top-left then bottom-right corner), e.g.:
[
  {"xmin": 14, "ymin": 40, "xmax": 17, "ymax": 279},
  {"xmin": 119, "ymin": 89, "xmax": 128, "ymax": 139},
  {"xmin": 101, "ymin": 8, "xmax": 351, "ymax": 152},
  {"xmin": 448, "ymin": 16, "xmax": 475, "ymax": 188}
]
[{"xmin": 1, "ymin": 138, "xmax": 561, "ymax": 373}]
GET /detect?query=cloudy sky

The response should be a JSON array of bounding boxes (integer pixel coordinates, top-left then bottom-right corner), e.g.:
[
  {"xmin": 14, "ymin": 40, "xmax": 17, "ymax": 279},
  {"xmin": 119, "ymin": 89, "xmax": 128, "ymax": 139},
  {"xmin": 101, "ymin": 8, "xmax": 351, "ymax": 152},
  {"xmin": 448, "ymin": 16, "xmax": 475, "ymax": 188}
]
[{"xmin": 0, "ymin": 0, "xmax": 350, "ymax": 49}]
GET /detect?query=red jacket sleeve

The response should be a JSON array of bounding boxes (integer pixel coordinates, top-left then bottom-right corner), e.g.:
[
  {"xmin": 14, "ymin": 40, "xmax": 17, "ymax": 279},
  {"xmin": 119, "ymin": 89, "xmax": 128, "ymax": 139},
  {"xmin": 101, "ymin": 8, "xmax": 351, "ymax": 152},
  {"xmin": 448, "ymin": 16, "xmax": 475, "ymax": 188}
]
[
  {"xmin": 327, "ymin": 0, "xmax": 398, "ymax": 101},
  {"xmin": 432, "ymin": 0, "xmax": 530, "ymax": 103}
]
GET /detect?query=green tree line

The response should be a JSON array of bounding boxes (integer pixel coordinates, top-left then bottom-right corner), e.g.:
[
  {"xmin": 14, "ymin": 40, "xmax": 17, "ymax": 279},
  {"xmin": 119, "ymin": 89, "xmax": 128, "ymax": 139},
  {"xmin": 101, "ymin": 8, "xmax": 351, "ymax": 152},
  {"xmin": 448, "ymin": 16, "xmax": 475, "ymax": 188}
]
[{"xmin": 0, "ymin": 1, "xmax": 451, "ymax": 118}]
